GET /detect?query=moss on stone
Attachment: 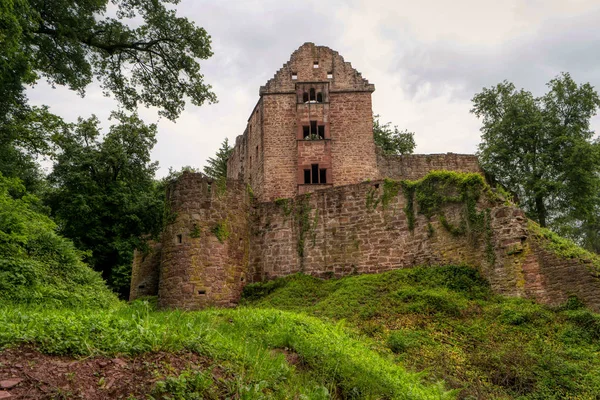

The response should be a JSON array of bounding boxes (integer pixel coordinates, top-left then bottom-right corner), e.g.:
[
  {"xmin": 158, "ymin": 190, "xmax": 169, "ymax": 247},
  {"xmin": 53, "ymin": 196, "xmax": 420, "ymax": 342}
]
[
  {"xmin": 528, "ymin": 220, "xmax": 600, "ymax": 275},
  {"xmin": 211, "ymin": 220, "xmax": 231, "ymax": 243}
]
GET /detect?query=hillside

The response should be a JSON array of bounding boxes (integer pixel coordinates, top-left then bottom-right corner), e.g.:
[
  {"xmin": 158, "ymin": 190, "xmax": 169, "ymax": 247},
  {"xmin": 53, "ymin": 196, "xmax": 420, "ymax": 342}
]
[
  {"xmin": 1, "ymin": 265, "xmax": 600, "ymax": 398},
  {"xmin": 242, "ymin": 266, "xmax": 600, "ymax": 399}
]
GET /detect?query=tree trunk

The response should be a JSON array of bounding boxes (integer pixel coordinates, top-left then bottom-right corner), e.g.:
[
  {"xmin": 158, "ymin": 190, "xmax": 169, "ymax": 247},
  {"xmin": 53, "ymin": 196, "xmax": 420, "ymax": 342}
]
[{"xmin": 535, "ymin": 194, "xmax": 547, "ymax": 227}]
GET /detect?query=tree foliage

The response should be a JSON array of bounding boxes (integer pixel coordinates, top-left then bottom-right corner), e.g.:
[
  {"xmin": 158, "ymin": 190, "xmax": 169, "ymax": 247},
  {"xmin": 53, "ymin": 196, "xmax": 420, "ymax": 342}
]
[
  {"xmin": 1, "ymin": 0, "xmax": 216, "ymax": 121},
  {"xmin": 45, "ymin": 112, "xmax": 164, "ymax": 297},
  {"xmin": 0, "ymin": 172, "xmax": 118, "ymax": 307},
  {"xmin": 203, "ymin": 138, "xmax": 233, "ymax": 181},
  {"xmin": 373, "ymin": 115, "xmax": 416, "ymax": 155},
  {"xmin": 472, "ymin": 73, "xmax": 600, "ymax": 250}
]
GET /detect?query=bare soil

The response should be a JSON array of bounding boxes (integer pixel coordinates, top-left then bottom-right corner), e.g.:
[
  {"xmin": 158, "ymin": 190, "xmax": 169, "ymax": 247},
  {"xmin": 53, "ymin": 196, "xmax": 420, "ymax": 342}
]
[{"xmin": 0, "ymin": 347, "xmax": 220, "ymax": 399}]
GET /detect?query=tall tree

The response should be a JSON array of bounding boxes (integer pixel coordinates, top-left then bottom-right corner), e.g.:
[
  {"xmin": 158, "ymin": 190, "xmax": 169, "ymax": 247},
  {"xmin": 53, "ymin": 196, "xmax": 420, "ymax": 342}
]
[
  {"xmin": 1, "ymin": 0, "xmax": 216, "ymax": 121},
  {"xmin": 0, "ymin": 0, "xmax": 216, "ymax": 186},
  {"xmin": 472, "ymin": 73, "xmax": 600, "ymax": 249},
  {"xmin": 203, "ymin": 138, "xmax": 233, "ymax": 180},
  {"xmin": 45, "ymin": 112, "xmax": 164, "ymax": 297},
  {"xmin": 373, "ymin": 115, "xmax": 416, "ymax": 155}
]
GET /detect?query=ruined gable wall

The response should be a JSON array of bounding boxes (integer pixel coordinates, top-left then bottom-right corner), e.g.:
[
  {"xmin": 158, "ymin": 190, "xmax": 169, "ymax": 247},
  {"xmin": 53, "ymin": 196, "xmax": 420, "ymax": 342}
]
[
  {"xmin": 157, "ymin": 172, "xmax": 249, "ymax": 309},
  {"xmin": 227, "ymin": 101, "xmax": 266, "ymax": 199}
]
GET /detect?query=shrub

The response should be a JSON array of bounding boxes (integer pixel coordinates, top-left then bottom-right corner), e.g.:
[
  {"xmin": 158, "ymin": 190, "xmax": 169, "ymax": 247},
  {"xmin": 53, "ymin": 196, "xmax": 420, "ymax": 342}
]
[{"xmin": 0, "ymin": 173, "xmax": 118, "ymax": 308}]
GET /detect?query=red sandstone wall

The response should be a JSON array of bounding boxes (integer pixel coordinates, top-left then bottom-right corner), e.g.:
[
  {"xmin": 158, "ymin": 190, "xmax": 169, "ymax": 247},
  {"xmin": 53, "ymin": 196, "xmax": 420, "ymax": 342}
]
[
  {"xmin": 262, "ymin": 94, "xmax": 298, "ymax": 201},
  {"xmin": 377, "ymin": 149, "xmax": 482, "ymax": 180},
  {"xmin": 129, "ymin": 240, "xmax": 162, "ymax": 300},
  {"xmin": 248, "ymin": 181, "xmax": 600, "ymax": 311},
  {"xmin": 260, "ymin": 42, "xmax": 374, "ymax": 94},
  {"xmin": 229, "ymin": 43, "xmax": 377, "ymax": 202},
  {"xmin": 330, "ymin": 92, "xmax": 378, "ymax": 186},
  {"xmin": 158, "ymin": 172, "xmax": 249, "ymax": 309}
]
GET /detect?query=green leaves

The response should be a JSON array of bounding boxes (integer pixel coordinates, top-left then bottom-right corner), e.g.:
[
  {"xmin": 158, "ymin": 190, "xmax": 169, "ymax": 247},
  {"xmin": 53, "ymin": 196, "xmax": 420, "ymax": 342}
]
[
  {"xmin": 3, "ymin": 0, "xmax": 216, "ymax": 120},
  {"xmin": 46, "ymin": 113, "xmax": 163, "ymax": 297},
  {"xmin": 203, "ymin": 138, "xmax": 233, "ymax": 181},
  {"xmin": 472, "ymin": 73, "xmax": 600, "ymax": 250},
  {"xmin": 373, "ymin": 115, "xmax": 416, "ymax": 156}
]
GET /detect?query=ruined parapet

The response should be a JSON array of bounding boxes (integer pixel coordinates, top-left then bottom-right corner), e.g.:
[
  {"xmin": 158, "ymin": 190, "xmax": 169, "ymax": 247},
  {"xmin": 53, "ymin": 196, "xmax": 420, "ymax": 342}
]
[
  {"xmin": 129, "ymin": 240, "xmax": 162, "ymax": 300},
  {"xmin": 376, "ymin": 149, "xmax": 483, "ymax": 181},
  {"xmin": 158, "ymin": 172, "xmax": 250, "ymax": 309}
]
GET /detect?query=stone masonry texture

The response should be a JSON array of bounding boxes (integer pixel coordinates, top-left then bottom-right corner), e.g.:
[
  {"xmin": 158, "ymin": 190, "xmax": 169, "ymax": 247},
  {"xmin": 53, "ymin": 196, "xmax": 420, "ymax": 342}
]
[{"xmin": 130, "ymin": 43, "xmax": 600, "ymax": 311}]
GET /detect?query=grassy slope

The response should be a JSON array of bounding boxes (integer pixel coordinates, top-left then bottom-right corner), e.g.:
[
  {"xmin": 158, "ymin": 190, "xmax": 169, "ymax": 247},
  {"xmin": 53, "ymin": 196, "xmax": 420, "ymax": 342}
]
[
  {"xmin": 242, "ymin": 266, "xmax": 600, "ymax": 399},
  {"xmin": 0, "ymin": 300, "xmax": 450, "ymax": 399}
]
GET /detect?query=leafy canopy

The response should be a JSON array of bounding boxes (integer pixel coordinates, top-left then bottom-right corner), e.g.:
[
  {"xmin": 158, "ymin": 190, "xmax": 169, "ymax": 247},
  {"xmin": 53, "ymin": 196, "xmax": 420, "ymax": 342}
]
[
  {"xmin": 2, "ymin": 0, "xmax": 216, "ymax": 121},
  {"xmin": 203, "ymin": 138, "xmax": 233, "ymax": 181},
  {"xmin": 373, "ymin": 115, "xmax": 416, "ymax": 155},
  {"xmin": 45, "ymin": 112, "xmax": 164, "ymax": 297},
  {"xmin": 472, "ymin": 73, "xmax": 600, "ymax": 249}
]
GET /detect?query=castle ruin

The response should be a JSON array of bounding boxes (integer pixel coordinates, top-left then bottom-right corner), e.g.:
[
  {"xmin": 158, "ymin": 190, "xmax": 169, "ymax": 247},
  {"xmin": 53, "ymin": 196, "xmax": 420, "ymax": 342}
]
[{"xmin": 130, "ymin": 43, "xmax": 600, "ymax": 311}]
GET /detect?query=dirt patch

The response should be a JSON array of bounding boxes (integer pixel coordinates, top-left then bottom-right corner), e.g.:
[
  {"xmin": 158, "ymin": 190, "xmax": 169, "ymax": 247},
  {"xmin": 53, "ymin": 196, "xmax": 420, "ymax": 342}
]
[{"xmin": 0, "ymin": 346, "xmax": 221, "ymax": 399}]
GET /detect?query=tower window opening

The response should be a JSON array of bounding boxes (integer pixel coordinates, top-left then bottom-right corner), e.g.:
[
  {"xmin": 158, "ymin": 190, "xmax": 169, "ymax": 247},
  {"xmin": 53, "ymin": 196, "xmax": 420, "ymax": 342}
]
[
  {"xmin": 309, "ymin": 88, "xmax": 316, "ymax": 101},
  {"xmin": 311, "ymin": 164, "xmax": 319, "ymax": 183},
  {"xmin": 327, "ymin": 71, "xmax": 333, "ymax": 79},
  {"xmin": 302, "ymin": 92, "xmax": 309, "ymax": 102},
  {"xmin": 304, "ymin": 164, "xmax": 327, "ymax": 184},
  {"xmin": 292, "ymin": 72, "xmax": 298, "ymax": 80},
  {"xmin": 303, "ymin": 126, "xmax": 310, "ymax": 138},
  {"xmin": 177, "ymin": 234, "xmax": 182, "ymax": 244},
  {"xmin": 316, "ymin": 92, "xmax": 323, "ymax": 103},
  {"xmin": 310, "ymin": 120, "xmax": 317, "ymax": 136},
  {"xmin": 320, "ymin": 169, "xmax": 327, "ymax": 184},
  {"xmin": 256, "ymin": 145, "xmax": 258, "ymax": 158},
  {"xmin": 313, "ymin": 61, "xmax": 319, "ymax": 68},
  {"xmin": 318, "ymin": 125, "xmax": 325, "ymax": 139}
]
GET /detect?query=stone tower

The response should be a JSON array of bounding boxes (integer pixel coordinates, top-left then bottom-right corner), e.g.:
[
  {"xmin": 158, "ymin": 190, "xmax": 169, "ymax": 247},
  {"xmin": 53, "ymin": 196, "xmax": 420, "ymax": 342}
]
[
  {"xmin": 227, "ymin": 42, "xmax": 378, "ymax": 202},
  {"xmin": 133, "ymin": 172, "xmax": 250, "ymax": 309}
]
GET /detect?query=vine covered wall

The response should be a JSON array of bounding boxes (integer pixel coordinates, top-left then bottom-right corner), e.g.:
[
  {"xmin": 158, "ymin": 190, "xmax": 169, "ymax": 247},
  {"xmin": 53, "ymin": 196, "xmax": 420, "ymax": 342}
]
[
  {"xmin": 249, "ymin": 172, "xmax": 600, "ymax": 311},
  {"xmin": 132, "ymin": 171, "xmax": 600, "ymax": 311}
]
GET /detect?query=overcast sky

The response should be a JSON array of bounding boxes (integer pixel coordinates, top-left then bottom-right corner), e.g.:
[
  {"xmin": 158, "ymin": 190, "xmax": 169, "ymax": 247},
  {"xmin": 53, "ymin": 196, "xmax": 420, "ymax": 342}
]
[{"xmin": 28, "ymin": 0, "xmax": 600, "ymax": 177}]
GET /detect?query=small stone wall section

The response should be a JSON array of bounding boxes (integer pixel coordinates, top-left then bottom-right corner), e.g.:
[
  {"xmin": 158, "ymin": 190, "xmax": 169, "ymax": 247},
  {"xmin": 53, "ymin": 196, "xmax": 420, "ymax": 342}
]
[
  {"xmin": 129, "ymin": 240, "xmax": 162, "ymax": 300},
  {"xmin": 377, "ymin": 149, "xmax": 482, "ymax": 180}
]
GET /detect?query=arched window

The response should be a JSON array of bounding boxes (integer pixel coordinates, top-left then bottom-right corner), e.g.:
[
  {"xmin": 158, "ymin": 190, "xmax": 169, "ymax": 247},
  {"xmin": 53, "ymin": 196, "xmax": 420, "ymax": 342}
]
[
  {"xmin": 316, "ymin": 92, "xmax": 323, "ymax": 103},
  {"xmin": 309, "ymin": 88, "xmax": 316, "ymax": 101},
  {"xmin": 302, "ymin": 92, "xmax": 309, "ymax": 103}
]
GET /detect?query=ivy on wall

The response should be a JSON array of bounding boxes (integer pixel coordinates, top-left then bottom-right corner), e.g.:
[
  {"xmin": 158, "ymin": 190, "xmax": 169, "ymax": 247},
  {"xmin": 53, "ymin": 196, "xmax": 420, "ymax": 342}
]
[{"xmin": 368, "ymin": 171, "xmax": 496, "ymax": 263}]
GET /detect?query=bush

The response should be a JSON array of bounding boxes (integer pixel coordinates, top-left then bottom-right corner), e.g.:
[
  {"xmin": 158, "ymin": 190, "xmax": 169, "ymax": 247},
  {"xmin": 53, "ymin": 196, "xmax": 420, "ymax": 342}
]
[{"xmin": 0, "ymin": 173, "xmax": 118, "ymax": 308}]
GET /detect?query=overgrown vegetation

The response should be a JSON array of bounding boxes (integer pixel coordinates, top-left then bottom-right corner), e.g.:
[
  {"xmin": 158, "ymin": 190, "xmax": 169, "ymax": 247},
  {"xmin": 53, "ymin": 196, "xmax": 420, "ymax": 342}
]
[
  {"xmin": 243, "ymin": 266, "xmax": 600, "ymax": 399},
  {"xmin": 0, "ymin": 173, "xmax": 118, "ymax": 308},
  {"xmin": 211, "ymin": 220, "xmax": 231, "ymax": 243},
  {"xmin": 366, "ymin": 172, "xmax": 495, "ymax": 262},
  {"xmin": 0, "ymin": 300, "xmax": 451, "ymax": 399},
  {"xmin": 529, "ymin": 220, "xmax": 600, "ymax": 274}
]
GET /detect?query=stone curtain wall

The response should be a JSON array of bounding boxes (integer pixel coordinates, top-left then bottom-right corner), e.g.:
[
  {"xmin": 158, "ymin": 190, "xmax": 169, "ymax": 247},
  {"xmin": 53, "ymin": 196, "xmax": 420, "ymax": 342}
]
[
  {"xmin": 377, "ymin": 150, "xmax": 482, "ymax": 180},
  {"xmin": 129, "ymin": 240, "xmax": 162, "ymax": 300},
  {"xmin": 249, "ymin": 180, "xmax": 600, "ymax": 311},
  {"xmin": 157, "ymin": 172, "xmax": 250, "ymax": 309}
]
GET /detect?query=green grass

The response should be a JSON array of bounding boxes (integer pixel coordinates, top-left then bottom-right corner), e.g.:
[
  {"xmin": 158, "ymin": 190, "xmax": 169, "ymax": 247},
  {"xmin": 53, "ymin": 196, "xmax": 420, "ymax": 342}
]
[
  {"xmin": 0, "ymin": 300, "xmax": 451, "ymax": 399},
  {"xmin": 242, "ymin": 266, "xmax": 600, "ymax": 399}
]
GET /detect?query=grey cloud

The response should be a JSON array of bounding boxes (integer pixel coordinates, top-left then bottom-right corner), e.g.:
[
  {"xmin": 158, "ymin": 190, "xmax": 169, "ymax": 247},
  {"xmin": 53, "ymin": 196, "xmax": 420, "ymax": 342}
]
[{"xmin": 389, "ymin": 8, "xmax": 600, "ymax": 100}]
